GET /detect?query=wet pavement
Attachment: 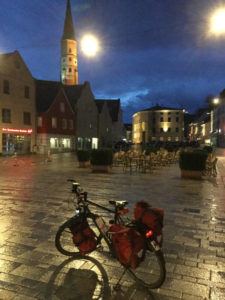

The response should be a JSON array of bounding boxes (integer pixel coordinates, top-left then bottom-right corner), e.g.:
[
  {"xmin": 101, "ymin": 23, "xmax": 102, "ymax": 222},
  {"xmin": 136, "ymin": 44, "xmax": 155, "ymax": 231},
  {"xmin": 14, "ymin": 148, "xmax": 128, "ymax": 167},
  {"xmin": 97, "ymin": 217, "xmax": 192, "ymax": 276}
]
[{"xmin": 0, "ymin": 151, "xmax": 225, "ymax": 300}]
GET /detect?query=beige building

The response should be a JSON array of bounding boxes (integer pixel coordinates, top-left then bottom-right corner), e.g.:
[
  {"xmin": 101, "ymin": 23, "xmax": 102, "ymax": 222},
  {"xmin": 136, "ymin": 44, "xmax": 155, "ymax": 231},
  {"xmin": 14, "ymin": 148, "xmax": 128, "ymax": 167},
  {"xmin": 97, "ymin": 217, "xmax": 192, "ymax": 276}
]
[
  {"xmin": 189, "ymin": 109, "xmax": 211, "ymax": 145},
  {"xmin": 0, "ymin": 51, "xmax": 36, "ymax": 155},
  {"xmin": 132, "ymin": 105, "xmax": 184, "ymax": 145}
]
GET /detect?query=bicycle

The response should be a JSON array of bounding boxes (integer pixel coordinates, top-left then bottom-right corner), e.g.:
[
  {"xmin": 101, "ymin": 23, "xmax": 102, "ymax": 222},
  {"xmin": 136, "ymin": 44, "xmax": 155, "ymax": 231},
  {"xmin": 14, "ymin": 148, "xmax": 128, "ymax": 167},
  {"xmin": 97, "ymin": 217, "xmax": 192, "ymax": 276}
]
[{"xmin": 55, "ymin": 179, "xmax": 166, "ymax": 289}]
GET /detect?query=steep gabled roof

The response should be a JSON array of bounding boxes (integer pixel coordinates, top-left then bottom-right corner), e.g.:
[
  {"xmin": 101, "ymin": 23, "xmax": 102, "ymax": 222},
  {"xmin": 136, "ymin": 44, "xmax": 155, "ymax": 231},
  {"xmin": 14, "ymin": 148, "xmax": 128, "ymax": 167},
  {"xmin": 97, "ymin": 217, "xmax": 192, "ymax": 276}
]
[
  {"xmin": 0, "ymin": 52, "xmax": 14, "ymax": 61},
  {"xmin": 96, "ymin": 99, "xmax": 121, "ymax": 122},
  {"xmin": 63, "ymin": 84, "xmax": 84, "ymax": 109},
  {"xmin": 95, "ymin": 100, "xmax": 105, "ymax": 113},
  {"xmin": 36, "ymin": 80, "xmax": 62, "ymax": 112},
  {"xmin": 141, "ymin": 105, "xmax": 183, "ymax": 111},
  {"xmin": 35, "ymin": 80, "xmax": 85, "ymax": 113},
  {"xmin": 62, "ymin": 0, "xmax": 75, "ymax": 40}
]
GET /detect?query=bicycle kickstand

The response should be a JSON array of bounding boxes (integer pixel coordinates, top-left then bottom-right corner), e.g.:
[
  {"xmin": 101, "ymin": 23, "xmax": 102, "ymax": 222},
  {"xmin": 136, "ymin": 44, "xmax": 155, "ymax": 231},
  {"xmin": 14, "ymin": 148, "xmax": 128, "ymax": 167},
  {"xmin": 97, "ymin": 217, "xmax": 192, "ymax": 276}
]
[{"xmin": 113, "ymin": 267, "xmax": 128, "ymax": 291}]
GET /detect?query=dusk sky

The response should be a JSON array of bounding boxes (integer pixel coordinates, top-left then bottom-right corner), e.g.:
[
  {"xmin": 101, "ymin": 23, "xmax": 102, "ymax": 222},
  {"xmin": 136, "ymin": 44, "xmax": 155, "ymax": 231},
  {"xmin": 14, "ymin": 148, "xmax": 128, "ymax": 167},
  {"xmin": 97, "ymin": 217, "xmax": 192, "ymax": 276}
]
[{"xmin": 1, "ymin": 0, "xmax": 225, "ymax": 122}]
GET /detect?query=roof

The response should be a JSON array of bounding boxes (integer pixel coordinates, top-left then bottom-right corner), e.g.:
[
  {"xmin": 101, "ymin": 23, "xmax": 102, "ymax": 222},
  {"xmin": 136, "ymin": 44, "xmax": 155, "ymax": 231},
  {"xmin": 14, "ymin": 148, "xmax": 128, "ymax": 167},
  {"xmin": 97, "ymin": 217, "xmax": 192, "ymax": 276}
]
[
  {"xmin": 95, "ymin": 100, "xmax": 105, "ymax": 113},
  {"xmin": 191, "ymin": 108, "xmax": 210, "ymax": 124},
  {"xmin": 141, "ymin": 105, "xmax": 184, "ymax": 112},
  {"xmin": 36, "ymin": 80, "xmax": 62, "ymax": 112},
  {"xmin": 62, "ymin": 0, "xmax": 75, "ymax": 40},
  {"xmin": 35, "ymin": 80, "xmax": 84, "ymax": 112},
  {"xmin": 0, "ymin": 52, "xmax": 14, "ymax": 61},
  {"xmin": 96, "ymin": 99, "xmax": 121, "ymax": 122}
]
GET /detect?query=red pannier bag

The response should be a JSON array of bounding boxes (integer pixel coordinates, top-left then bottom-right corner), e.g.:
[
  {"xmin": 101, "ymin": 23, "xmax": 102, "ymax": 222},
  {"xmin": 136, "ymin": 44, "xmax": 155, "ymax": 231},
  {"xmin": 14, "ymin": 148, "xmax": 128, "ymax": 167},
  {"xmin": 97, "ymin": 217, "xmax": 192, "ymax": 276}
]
[
  {"xmin": 69, "ymin": 218, "xmax": 97, "ymax": 255},
  {"xmin": 134, "ymin": 200, "xmax": 164, "ymax": 248},
  {"xmin": 109, "ymin": 224, "xmax": 145, "ymax": 269}
]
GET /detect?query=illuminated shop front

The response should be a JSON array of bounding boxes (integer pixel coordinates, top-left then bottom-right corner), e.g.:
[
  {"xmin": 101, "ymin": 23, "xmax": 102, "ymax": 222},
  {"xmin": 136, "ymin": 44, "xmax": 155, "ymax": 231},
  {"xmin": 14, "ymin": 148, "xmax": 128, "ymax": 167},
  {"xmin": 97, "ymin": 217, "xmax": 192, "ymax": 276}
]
[
  {"xmin": 36, "ymin": 134, "xmax": 75, "ymax": 154},
  {"xmin": 1, "ymin": 128, "xmax": 33, "ymax": 155}
]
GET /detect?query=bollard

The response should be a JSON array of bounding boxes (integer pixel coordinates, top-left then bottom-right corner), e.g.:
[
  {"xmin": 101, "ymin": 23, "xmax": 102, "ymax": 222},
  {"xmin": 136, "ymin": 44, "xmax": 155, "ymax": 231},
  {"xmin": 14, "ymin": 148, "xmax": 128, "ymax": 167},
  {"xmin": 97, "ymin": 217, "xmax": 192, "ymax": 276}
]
[{"xmin": 47, "ymin": 150, "xmax": 51, "ymax": 162}]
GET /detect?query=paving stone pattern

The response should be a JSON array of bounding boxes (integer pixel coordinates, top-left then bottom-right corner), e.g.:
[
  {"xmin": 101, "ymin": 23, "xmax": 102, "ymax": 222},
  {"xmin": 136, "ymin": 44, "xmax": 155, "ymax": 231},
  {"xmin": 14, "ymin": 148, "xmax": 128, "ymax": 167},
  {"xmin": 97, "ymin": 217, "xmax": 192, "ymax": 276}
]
[{"xmin": 0, "ymin": 152, "xmax": 225, "ymax": 299}]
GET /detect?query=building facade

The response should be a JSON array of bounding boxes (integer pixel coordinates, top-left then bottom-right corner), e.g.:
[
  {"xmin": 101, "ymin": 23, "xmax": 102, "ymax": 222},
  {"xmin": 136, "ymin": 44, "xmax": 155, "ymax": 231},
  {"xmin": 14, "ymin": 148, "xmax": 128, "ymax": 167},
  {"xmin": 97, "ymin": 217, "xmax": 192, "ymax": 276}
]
[
  {"xmin": 212, "ymin": 98, "xmax": 225, "ymax": 147},
  {"xmin": 36, "ymin": 80, "xmax": 76, "ymax": 154},
  {"xmin": 189, "ymin": 109, "xmax": 211, "ymax": 145},
  {"xmin": 0, "ymin": 51, "xmax": 36, "ymax": 155},
  {"xmin": 132, "ymin": 105, "xmax": 184, "ymax": 145}
]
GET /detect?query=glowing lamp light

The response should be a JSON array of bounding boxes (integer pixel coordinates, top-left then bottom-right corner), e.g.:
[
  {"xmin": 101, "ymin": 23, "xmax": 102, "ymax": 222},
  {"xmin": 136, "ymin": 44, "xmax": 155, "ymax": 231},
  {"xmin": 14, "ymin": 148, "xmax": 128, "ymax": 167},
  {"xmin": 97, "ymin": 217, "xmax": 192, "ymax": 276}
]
[
  {"xmin": 211, "ymin": 9, "xmax": 225, "ymax": 34},
  {"xmin": 81, "ymin": 35, "xmax": 99, "ymax": 57},
  {"xmin": 146, "ymin": 230, "xmax": 153, "ymax": 238},
  {"xmin": 213, "ymin": 98, "xmax": 219, "ymax": 105},
  {"xmin": 163, "ymin": 126, "xmax": 168, "ymax": 132}
]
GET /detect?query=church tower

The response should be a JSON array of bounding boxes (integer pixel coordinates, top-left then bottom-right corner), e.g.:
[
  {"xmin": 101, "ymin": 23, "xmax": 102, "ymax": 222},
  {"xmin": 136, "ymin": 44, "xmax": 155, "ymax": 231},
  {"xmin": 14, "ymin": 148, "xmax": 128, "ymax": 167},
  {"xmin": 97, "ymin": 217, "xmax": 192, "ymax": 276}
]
[{"xmin": 61, "ymin": 0, "xmax": 78, "ymax": 85}]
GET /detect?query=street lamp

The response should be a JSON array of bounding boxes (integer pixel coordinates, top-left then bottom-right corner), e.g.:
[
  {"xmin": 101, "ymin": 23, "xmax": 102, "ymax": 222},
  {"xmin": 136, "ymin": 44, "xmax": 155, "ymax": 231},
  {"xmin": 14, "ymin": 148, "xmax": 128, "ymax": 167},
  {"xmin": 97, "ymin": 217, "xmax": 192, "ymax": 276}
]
[
  {"xmin": 81, "ymin": 35, "xmax": 99, "ymax": 57},
  {"xmin": 210, "ymin": 9, "xmax": 225, "ymax": 35},
  {"xmin": 210, "ymin": 98, "xmax": 220, "ymax": 146}
]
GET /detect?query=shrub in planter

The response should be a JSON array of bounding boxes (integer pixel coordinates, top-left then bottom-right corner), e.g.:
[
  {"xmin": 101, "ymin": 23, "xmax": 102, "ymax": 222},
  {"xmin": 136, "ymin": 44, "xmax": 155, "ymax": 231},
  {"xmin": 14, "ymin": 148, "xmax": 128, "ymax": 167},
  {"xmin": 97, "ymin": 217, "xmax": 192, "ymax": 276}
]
[
  {"xmin": 91, "ymin": 149, "xmax": 113, "ymax": 165},
  {"xmin": 76, "ymin": 150, "xmax": 90, "ymax": 168},
  {"xmin": 179, "ymin": 150, "xmax": 208, "ymax": 179},
  {"xmin": 77, "ymin": 150, "xmax": 90, "ymax": 162}
]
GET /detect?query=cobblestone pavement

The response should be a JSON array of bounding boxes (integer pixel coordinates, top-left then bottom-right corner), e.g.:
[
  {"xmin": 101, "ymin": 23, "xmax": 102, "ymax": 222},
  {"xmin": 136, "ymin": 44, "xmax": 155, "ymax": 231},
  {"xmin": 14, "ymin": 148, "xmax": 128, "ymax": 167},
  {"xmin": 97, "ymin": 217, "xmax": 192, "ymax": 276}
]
[{"xmin": 0, "ymin": 152, "xmax": 225, "ymax": 300}]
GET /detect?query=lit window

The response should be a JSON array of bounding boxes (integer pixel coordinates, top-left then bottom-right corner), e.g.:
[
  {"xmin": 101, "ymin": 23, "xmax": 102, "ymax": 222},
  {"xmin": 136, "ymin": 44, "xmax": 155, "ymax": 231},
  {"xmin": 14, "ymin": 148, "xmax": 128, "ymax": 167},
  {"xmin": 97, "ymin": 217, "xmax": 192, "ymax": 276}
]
[
  {"xmin": 175, "ymin": 137, "xmax": 179, "ymax": 141},
  {"xmin": 52, "ymin": 117, "xmax": 57, "ymax": 128}
]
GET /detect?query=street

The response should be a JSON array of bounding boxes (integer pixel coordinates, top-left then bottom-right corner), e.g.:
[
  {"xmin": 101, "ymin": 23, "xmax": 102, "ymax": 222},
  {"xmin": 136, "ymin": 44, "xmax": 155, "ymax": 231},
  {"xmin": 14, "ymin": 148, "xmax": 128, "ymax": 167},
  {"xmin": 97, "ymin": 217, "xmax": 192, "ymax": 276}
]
[{"xmin": 0, "ymin": 152, "xmax": 225, "ymax": 299}]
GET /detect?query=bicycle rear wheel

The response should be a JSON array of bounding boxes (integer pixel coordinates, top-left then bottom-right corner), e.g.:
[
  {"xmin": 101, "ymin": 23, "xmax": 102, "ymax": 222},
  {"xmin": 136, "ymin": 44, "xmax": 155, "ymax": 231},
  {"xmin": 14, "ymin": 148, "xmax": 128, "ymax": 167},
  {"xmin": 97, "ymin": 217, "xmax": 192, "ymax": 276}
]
[{"xmin": 127, "ymin": 241, "xmax": 166, "ymax": 289}]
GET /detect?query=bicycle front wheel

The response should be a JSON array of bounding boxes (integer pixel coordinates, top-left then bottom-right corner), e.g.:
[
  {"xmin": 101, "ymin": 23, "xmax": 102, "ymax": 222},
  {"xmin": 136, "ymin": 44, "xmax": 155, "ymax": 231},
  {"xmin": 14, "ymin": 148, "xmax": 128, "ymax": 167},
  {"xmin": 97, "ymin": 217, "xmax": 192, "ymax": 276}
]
[
  {"xmin": 127, "ymin": 241, "xmax": 166, "ymax": 289},
  {"xmin": 55, "ymin": 217, "xmax": 81, "ymax": 256}
]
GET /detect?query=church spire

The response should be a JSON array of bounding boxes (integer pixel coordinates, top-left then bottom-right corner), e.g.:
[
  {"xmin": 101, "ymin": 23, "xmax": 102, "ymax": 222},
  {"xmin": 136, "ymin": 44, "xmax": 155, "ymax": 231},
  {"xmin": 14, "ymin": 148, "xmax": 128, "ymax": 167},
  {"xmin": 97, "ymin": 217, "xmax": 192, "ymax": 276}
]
[
  {"xmin": 62, "ymin": 0, "xmax": 75, "ymax": 40},
  {"xmin": 61, "ymin": 0, "xmax": 78, "ymax": 85}
]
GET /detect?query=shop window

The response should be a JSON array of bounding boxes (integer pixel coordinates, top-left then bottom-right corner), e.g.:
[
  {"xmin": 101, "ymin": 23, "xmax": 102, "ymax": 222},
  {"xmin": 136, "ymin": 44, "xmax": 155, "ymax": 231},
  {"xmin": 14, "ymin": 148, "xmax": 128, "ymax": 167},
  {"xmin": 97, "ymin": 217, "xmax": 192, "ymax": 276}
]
[
  {"xmin": 24, "ymin": 86, "xmax": 30, "ymax": 98},
  {"xmin": 62, "ymin": 118, "xmax": 67, "ymax": 129},
  {"xmin": 52, "ymin": 117, "xmax": 57, "ymax": 128},
  {"xmin": 3, "ymin": 80, "xmax": 10, "ymax": 94},
  {"xmin": 24, "ymin": 112, "xmax": 31, "ymax": 125},
  {"xmin": 37, "ymin": 116, "xmax": 42, "ymax": 127},
  {"xmin": 2, "ymin": 108, "xmax": 11, "ymax": 123}
]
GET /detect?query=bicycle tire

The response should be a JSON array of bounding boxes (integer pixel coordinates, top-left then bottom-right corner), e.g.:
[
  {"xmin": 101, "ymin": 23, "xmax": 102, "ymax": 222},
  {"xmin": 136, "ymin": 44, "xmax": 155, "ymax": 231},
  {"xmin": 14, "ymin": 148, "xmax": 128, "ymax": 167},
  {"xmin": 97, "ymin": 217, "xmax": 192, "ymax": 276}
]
[
  {"xmin": 127, "ymin": 242, "xmax": 166, "ymax": 289},
  {"xmin": 55, "ymin": 216, "xmax": 82, "ymax": 256}
]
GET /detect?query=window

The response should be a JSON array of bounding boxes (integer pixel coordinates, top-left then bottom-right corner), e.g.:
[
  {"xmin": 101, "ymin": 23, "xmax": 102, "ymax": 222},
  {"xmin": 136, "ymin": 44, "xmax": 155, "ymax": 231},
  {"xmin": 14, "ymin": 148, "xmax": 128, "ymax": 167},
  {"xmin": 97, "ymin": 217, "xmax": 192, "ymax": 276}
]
[
  {"xmin": 176, "ymin": 117, "xmax": 179, "ymax": 122},
  {"xmin": 168, "ymin": 117, "xmax": 171, "ymax": 122},
  {"xmin": 176, "ymin": 127, "xmax": 179, "ymax": 132},
  {"xmin": 69, "ymin": 57, "xmax": 72, "ymax": 61},
  {"xmin": 15, "ymin": 60, "xmax": 20, "ymax": 69},
  {"xmin": 3, "ymin": 80, "xmax": 9, "ymax": 94},
  {"xmin": 176, "ymin": 112, "xmax": 179, "ymax": 115},
  {"xmin": 62, "ymin": 118, "xmax": 67, "ymax": 129},
  {"xmin": 2, "ymin": 109, "xmax": 11, "ymax": 123},
  {"xmin": 52, "ymin": 117, "xmax": 57, "ymax": 128},
  {"xmin": 168, "ymin": 128, "xmax": 171, "ymax": 132},
  {"xmin": 160, "ymin": 117, "xmax": 163, "ymax": 122},
  {"xmin": 69, "ymin": 68, "xmax": 72, "ymax": 72},
  {"xmin": 69, "ymin": 120, "xmax": 74, "ymax": 129},
  {"xmin": 160, "ymin": 128, "xmax": 163, "ymax": 132},
  {"xmin": 60, "ymin": 102, "xmax": 65, "ymax": 112},
  {"xmin": 160, "ymin": 112, "xmax": 163, "ymax": 115},
  {"xmin": 152, "ymin": 128, "xmax": 156, "ymax": 134},
  {"xmin": 152, "ymin": 118, "xmax": 156, "ymax": 123},
  {"xmin": 24, "ymin": 112, "xmax": 31, "ymax": 125},
  {"xmin": 168, "ymin": 112, "xmax": 171, "ymax": 115},
  {"xmin": 37, "ymin": 116, "xmax": 42, "ymax": 127},
  {"xmin": 69, "ymin": 48, "xmax": 72, "ymax": 53},
  {"xmin": 24, "ymin": 86, "xmax": 29, "ymax": 98}
]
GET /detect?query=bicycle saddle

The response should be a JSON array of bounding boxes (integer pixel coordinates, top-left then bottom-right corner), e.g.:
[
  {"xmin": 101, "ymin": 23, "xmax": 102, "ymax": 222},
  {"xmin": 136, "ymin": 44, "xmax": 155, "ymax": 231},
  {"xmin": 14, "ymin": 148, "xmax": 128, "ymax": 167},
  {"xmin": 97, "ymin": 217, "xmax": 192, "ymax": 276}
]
[{"xmin": 109, "ymin": 200, "xmax": 128, "ymax": 207}]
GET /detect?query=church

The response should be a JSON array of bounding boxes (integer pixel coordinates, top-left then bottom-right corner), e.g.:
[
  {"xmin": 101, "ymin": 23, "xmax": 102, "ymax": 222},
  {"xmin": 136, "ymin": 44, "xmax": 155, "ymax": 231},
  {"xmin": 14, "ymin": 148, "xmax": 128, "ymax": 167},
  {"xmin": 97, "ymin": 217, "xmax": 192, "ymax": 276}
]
[{"xmin": 0, "ymin": 0, "xmax": 123, "ymax": 155}]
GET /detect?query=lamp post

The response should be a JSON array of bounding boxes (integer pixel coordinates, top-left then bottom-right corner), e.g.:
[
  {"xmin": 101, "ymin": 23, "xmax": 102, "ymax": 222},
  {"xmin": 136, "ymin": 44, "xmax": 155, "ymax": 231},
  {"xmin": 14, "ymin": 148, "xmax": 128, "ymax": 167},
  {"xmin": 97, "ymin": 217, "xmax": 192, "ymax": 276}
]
[{"xmin": 210, "ymin": 98, "xmax": 220, "ymax": 147}]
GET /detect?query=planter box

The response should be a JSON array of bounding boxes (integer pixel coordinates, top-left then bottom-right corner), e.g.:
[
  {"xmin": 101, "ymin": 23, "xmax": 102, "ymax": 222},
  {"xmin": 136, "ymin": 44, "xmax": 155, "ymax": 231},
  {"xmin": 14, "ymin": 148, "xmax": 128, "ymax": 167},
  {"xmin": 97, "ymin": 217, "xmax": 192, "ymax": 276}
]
[
  {"xmin": 181, "ymin": 169, "xmax": 203, "ymax": 180},
  {"xmin": 92, "ymin": 165, "xmax": 112, "ymax": 173},
  {"xmin": 79, "ymin": 161, "xmax": 90, "ymax": 168}
]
